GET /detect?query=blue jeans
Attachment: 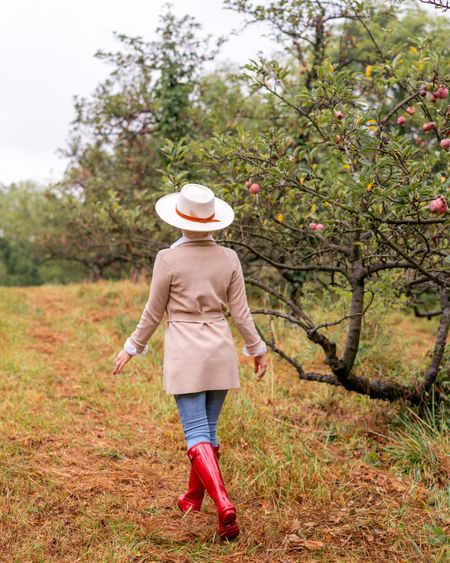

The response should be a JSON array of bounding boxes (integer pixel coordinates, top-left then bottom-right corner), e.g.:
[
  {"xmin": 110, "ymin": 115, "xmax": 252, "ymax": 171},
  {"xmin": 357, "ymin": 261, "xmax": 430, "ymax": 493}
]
[{"xmin": 174, "ymin": 390, "xmax": 228, "ymax": 449}]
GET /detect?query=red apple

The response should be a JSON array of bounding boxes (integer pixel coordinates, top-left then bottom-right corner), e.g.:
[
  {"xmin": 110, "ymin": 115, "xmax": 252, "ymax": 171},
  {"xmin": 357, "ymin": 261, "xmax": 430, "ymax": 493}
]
[
  {"xmin": 397, "ymin": 116, "xmax": 406, "ymax": 125},
  {"xmin": 249, "ymin": 183, "xmax": 261, "ymax": 194},
  {"xmin": 315, "ymin": 223, "xmax": 325, "ymax": 231},
  {"xmin": 440, "ymin": 138, "xmax": 450, "ymax": 151},
  {"xmin": 428, "ymin": 197, "xmax": 448, "ymax": 215},
  {"xmin": 335, "ymin": 110, "xmax": 344, "ymax": 119},
  {"xmin": 309, "ymin": 222, "xmax": 317, "ymax": 230},
  {"xmin": 431, "ymin": 94, "xmax": 438, "ymax": 103},
  {"xmin": 419, "ymin": 89, "xmax": 427, "ymax": 97},
  {"xmin": 422, "ymin": 122, "xmax": 435, "ymax": 132},
  {"xmin": 406, "ymin": 106, "xmax": 415, "ymax": 115},
  {"xmin": 437, "ymin": 86, "xmax": 448, "ymax": 99},
  {"xmin": 245, "ymin": 180, "xmax": 252, "ymax": 188}
]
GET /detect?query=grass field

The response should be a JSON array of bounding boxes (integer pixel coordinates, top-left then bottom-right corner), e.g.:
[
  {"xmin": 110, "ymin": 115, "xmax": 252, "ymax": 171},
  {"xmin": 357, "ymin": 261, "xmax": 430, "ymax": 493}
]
[{"xmin": 0, "ymin": 281, "xmax": 448, "ymax": 562}]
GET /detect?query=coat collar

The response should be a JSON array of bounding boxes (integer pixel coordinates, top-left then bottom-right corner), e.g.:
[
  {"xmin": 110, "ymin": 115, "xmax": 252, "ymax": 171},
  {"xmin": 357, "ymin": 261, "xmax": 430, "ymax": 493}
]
[{"xmin": 170, "ymin": 234, "xmax": 215, "ymax": 249}]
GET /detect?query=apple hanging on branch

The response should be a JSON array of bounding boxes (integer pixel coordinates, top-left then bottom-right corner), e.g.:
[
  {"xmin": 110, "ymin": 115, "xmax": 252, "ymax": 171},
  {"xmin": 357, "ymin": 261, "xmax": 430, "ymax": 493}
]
[
  {"xmin": 429, "ymin": 197, "xmax": 448, "ymax": 215},
  {"xmin": 249, "ymin": 183, "xmax": 261, "ymax": 195}
]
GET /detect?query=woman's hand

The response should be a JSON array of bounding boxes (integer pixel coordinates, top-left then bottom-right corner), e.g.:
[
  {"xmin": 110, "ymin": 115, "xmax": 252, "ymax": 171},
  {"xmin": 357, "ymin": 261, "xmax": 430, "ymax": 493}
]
[
  {"xmin": 113, "ymin": 349, "xmax": 133, "ymax": 375},
  {"xmin": 254, "ymin": 353, "xmax": 269, "ymax": 381}
]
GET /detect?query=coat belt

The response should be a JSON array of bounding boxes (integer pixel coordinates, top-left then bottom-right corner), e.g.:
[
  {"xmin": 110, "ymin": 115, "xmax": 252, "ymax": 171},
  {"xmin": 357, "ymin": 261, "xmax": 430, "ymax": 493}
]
[{"xmin": 167, "ymin": 311, "xmax": 226, "ymax": 322}]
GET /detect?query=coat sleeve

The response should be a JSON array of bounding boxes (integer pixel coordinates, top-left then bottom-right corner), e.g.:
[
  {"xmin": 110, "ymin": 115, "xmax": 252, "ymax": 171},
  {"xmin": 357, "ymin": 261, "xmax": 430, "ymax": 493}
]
[
  {"xmin": 227, "ymin": 251, "xmax": 266, "ymax": 356},
  {"xmin": 125, "ymin": 251, "xmax": 172, "ymax": 354}
]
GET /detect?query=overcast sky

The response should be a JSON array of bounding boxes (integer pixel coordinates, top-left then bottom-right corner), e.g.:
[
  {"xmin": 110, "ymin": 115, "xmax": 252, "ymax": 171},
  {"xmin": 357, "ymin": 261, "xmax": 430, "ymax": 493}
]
[
  {"xmin": 0, "ymin": 0, "xmax": 276, "ymax": 186},
  {"xmin": 0, "ymin": 1, "xmax": 443, "ymax": 186}
]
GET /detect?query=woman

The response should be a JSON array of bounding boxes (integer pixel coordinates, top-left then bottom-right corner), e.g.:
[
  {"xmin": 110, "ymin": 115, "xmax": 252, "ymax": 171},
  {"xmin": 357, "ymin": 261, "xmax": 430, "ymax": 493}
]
[{"xmin": 113, "ymin": 183, "xmax": 268, "ymax": 540}]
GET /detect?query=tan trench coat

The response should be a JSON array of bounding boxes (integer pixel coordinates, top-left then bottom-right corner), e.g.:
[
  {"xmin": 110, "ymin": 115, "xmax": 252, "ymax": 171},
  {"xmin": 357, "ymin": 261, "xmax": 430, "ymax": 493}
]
[{"xmin": 128, "ymin": 240, "xmax": 264, "ymax": 394}]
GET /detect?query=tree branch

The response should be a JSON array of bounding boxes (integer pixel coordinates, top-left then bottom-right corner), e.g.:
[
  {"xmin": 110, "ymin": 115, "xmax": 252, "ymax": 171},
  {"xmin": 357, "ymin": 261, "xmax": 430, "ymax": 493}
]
[
  {"xmin": 380, "ymin": 90, "xmax": 420, "ymax": 127},
  {"xmin": 247, "ymin": 277, "xmax": 314, "ymax": 328},
  {"xmin": 250, "ymin": 308, "xmax": 307, "ymax": 328},
  {"xmin": 418, "ymin": 0, "xmax": 449, "ymax": 11},
  {"xmin": 421, "ymin": 290, "xmax": 450, "ymax": 392},
  {"xmin": 376, "ymin": 230, "xmax": 449, "ymax": 288},
  {"xmin": 225, "ymin": 239, "xmax": 347, "ymax": 274}
]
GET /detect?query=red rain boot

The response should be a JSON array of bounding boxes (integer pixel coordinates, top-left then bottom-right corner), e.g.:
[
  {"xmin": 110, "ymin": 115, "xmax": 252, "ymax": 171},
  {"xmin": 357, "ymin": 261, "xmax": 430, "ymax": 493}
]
[
  {"xmin": 178, "ymin": 445, "xmax": 220, "ymax": 513},
  {"xmin": 187, "ymin": 442, "xmax": 239, "ymax": 540}
]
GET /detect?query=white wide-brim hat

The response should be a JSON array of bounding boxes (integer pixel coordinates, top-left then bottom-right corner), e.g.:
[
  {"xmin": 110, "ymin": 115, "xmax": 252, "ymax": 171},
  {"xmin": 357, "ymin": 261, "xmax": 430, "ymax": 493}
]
[{"xmin": 155, "ymin": 183, "xmax": 235, "ymax": 232}]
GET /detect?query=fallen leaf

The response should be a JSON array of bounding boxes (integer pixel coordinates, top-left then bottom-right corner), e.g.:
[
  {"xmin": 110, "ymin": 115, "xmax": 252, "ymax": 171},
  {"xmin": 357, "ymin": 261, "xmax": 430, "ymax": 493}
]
[{"xmin": 304, "ymin": 540, "xmax": 325, "ymax": 550}]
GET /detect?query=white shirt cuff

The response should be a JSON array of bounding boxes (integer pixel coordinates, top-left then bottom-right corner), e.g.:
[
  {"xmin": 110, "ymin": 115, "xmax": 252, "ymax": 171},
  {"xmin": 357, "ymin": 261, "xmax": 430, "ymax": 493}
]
[
  {"xmin": 242, "ymin": 340, "xmax": 267, "ymax": 357},
  {"xmin": 124, "ymin": 337, "xmax": 149, "ymax": 356}
]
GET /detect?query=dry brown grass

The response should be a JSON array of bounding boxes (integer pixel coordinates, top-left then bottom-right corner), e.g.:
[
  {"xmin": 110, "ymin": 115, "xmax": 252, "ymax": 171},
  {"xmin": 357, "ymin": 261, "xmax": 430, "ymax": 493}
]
[{"xmin": 0, "ymin": 281, "xmax": 448, "ymax": 562}]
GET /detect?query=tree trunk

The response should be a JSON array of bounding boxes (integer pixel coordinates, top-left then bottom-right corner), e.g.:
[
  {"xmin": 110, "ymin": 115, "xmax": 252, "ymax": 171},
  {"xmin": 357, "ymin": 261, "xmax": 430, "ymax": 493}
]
[
  {"xmin": 88, "ymin": 264, "xmax": 103, "ymax": 283},
  {"xmin": 129, "ymin": 265, "xmax": 147, "ymax": 283},
  {"xmin": 421, "ymin": 289, "xmax": 450, "ymax": 392},
  {"xmin": 342, "ymin": 278, "xmax": 365, "ymax": 372}
]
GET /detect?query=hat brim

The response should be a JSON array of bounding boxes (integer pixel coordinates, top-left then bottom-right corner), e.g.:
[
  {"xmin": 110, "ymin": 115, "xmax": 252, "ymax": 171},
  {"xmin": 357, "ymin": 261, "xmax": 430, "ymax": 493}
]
[{"xmin": 155, "ymin": 193, "xmax": 235, "ymax": 232}]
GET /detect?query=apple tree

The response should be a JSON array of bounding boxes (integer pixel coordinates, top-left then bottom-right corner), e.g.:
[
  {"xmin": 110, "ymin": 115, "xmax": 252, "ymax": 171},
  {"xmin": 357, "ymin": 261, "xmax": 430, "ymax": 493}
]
[{"xmin": 162, "ymin": 0, "xmax": 449, "ymax": 404}]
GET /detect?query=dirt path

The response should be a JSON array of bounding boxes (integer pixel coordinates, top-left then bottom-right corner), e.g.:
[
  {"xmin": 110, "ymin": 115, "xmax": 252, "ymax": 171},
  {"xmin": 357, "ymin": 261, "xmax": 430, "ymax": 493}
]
[
  {"xmin": 0, "ymin": 283, "xmax": 447, "ymax": 562},
  {"xmin": 0, "ymin": 284, "xmax": 195, "ymax": 560}
]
